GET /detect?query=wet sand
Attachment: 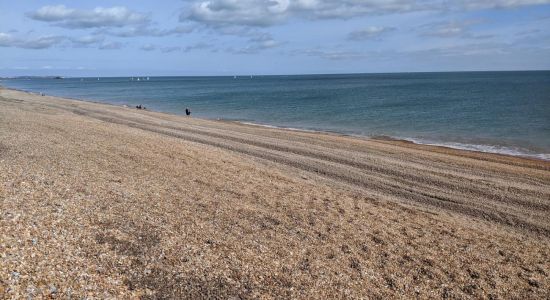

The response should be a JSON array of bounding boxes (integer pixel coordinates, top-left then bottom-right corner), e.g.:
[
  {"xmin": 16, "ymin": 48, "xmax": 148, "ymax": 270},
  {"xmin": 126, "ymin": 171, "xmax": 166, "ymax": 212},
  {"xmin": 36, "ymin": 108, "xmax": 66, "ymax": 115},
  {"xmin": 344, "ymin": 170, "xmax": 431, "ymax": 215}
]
[{"xmin": 1, "ymin": 87, "xmax": 549, "ymax": 298}]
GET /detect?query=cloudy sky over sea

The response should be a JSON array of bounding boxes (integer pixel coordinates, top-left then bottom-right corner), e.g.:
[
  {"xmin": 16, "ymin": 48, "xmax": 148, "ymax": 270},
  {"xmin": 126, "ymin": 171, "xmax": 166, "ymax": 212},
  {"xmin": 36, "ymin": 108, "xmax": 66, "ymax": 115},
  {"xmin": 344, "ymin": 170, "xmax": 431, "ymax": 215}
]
[{"xmin": 1, "ymin": 0, "xmax": 549, "ymax": 76}]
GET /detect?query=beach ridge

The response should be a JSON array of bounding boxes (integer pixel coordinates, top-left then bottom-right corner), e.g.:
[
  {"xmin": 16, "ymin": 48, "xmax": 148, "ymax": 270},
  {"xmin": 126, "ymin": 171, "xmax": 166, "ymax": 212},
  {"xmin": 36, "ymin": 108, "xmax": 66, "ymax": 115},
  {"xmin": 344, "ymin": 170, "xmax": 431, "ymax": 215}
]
[{"xmin": 1, "ymin": 87, "xmax": 549, "ymax": 298}]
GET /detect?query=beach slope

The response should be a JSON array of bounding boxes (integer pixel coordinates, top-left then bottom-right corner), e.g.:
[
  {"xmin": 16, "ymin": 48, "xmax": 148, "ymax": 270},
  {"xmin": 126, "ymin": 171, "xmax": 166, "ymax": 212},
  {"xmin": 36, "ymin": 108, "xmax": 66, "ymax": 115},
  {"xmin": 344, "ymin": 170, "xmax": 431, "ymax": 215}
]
[{"xmin": 1, "ymin": 88, "xmax": 549, "ymax": 298}]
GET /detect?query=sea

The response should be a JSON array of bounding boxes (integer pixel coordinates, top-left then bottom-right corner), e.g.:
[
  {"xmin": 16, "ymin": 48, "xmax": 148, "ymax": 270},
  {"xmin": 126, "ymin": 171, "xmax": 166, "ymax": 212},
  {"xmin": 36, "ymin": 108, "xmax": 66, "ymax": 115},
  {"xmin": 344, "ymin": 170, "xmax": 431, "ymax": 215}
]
[{"xmin": 2, "ymin": 71, "xmax": 549, "ymax": 160}]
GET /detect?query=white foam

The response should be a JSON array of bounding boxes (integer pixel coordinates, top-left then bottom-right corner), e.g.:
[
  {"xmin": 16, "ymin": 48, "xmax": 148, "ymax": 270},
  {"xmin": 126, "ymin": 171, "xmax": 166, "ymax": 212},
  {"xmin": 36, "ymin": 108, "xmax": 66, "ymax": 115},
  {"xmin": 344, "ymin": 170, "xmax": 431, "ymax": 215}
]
[
  {"xmin": 401, "ymin": 138, "xmax": 550, "ymax": 161},
  {"xmin": 236, "ymin": 120, "xmax": 550, "ymax": 161},
  {"xmin": 236, "ymin": 121, "xmax": 319, "ymax": 133}
]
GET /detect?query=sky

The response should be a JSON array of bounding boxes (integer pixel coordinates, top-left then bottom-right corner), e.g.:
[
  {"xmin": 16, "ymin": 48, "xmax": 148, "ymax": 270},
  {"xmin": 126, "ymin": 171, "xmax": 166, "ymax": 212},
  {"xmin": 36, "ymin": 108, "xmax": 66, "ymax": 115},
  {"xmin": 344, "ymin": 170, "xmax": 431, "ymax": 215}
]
[{"xmin": 1, "ymin": 0, "xmax": 549, "ymax": 76}]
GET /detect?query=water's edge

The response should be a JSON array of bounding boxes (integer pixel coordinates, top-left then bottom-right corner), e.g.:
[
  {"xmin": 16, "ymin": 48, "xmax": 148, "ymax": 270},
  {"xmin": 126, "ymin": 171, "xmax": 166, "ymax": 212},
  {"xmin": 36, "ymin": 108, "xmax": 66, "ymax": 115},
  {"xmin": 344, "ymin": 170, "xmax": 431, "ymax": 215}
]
[
  {"xmin": 231, "ymin": 120, "xmax": 549, "ymax": 161},
  {"xmin": 2, "ymin": 85, "xmax": 549, "ymax": 161}
]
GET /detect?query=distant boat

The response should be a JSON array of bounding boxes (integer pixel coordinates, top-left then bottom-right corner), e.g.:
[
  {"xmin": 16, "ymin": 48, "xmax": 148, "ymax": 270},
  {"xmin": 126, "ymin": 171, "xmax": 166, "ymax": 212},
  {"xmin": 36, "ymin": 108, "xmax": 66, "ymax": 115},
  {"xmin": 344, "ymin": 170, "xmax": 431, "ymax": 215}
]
[
  {"xmin": 147, "ymin": 77, "xmax": 150, "ymax": 81},
  {"xmin": 234, "ymin": 76, "xmax": 237, "ymax": 79},
  {"xmin": 54, "ymin": 76, "xmax": 64, "ymax": 79},
  {"xmin": 137, "ymin": 78, "xmax": 140, "ymax": 81},
  {"xmin": 97, "ymin": 78, "xmax": 100, "ymax": 81}
]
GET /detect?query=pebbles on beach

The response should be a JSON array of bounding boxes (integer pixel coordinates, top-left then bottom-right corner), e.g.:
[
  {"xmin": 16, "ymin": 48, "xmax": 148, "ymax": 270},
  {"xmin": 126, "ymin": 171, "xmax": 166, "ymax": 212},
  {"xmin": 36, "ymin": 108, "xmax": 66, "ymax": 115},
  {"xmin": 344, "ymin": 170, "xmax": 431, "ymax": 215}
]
[{"xmin": 0, "ymin": 88, "xmax": 549, "ymax": 299}]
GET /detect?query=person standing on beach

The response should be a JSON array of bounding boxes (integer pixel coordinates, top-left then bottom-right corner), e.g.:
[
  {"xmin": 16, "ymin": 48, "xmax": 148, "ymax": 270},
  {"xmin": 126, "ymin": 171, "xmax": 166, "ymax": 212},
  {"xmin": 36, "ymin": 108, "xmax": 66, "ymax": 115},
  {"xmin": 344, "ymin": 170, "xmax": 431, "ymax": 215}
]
[{"xmin": 185, "ymin": 108, "xmax": 191, "ymax": 116}]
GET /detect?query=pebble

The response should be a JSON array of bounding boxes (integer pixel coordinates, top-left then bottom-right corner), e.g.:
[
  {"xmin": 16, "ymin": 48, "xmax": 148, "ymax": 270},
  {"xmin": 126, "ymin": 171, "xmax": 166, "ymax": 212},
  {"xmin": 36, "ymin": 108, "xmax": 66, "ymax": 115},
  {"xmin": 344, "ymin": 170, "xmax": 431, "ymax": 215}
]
[
  {"xmin": 11, "ymin": 271, "xmax": 20, "ymax": 280},
  {"xmin": 49, "ymin": 285, "xmax": 58, "ymax": 294}
]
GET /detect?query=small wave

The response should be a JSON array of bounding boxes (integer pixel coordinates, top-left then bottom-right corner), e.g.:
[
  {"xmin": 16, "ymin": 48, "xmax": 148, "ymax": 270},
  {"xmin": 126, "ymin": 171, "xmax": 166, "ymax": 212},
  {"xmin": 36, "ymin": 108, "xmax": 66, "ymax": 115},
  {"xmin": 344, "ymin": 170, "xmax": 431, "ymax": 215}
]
[
  {"xmin": 400, "ymin": 138, "xmax": 550, "ymax": 161},
  {"xmin": 235, "ymin": 121, "xmax": 321, "ymax": 133},
  {"xmin": 234, "ymin": 121, "xmax": 550, "ymax": 161}
]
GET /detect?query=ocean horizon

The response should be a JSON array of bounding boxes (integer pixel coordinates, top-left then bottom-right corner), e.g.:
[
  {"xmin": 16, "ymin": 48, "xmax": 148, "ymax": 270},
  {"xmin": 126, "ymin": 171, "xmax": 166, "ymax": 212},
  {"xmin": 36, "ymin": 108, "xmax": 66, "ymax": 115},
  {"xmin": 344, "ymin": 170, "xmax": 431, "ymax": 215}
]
[{"xmin": 2, "ymin": 71, "xmax": 549, "ymax": 160}]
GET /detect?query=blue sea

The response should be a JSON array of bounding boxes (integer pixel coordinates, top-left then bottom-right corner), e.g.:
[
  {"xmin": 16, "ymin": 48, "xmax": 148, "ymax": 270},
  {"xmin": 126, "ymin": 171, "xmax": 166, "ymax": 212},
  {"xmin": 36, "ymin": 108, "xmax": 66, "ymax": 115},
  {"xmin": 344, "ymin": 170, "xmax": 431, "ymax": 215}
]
[{"xmin": 2, "ymin": 71, "xmax": 549, "ymax": 160}]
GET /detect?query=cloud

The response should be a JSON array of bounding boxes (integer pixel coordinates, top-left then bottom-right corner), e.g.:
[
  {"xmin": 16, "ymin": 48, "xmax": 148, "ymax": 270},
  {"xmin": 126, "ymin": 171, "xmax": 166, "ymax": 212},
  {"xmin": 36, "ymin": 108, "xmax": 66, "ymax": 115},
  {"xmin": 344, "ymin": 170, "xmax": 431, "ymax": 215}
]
[
  {"xmin": 70, "ymin": 36, "xmax": 126, "ymax": 49},
  {"xmin": 0, "ymin": 32, "xmax": 124, "ymax": 50},
  {"xmin": 160, "ymin": 46, "xmax": 182, "ymax": 53},
  {"xmin": 28, "ymin": 5, "xmax": 150, "ymax": 29},
  {"xmin": 458, "ymin": 0, "xmax": 550, "ymax": 9},
  {"xmin": 99, "ymin": 41, "xmax": 123, "ymax": 50},
  {"xmin": 0, "ymin": 33, "xmax": 13, "ymax": 46},
  {"xmin": 348, "ymin": 26, "xmax": 395, "ymax": 41},
  {"xmin": 183, "ymin": 0, "xmax": 289, "ymax": 27},
  {"xmin": 160, "ymin": 43, "xmax": 214, "ymax": 53},
  {"xmin": 292, "ymin": 48, "xmax": 370, "ymax": 60},
  {"xmin": 420, "ymin": 19, "xmax": 492, "ymax": 39},
  {"xmin": 423, "ymin": 21, "xmax": 470, "ymax": 38},
  {"xmin": 183, "ymin": 42, "xmax": 213, "ymax": 52},
  {"xmin": 99, "ymin": 25, "xmax": 194, "ymax": 37},
  {"xmin": 230, "ymin": 40, "xmax": 280, "ymax": 54},
  {"xmin": 404, "ymin": 42, "xmax": 516, "ymax": 59},
  {"xmin": 181, "ymin": 0, "xmax": 430, "ymax": 27},
  {"xmin": 181, "ymin": 0, "xmax": 550, "ymax": 27},
  {"xmin": 70, "ymin": 35, "xmax": 105, "ymax": 47},
  {"xmin": 229, "ymin": 32, "xmax": 282, "ymax": 54},
  {"xmin": 140, "ymin": 44, "xmax": 156, "ymax": 51},
  {"xmin": 0, "ymin": 32, "xmax": 66, "ymax": 49}
]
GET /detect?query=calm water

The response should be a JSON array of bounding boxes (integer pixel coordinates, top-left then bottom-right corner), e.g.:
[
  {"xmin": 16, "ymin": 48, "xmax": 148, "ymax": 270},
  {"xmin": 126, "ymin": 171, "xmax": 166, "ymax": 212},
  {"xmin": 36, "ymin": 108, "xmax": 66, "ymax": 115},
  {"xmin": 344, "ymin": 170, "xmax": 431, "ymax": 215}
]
[{"xmin": 2, "ymin": 71, "xmax": 549, "ymax": 160}]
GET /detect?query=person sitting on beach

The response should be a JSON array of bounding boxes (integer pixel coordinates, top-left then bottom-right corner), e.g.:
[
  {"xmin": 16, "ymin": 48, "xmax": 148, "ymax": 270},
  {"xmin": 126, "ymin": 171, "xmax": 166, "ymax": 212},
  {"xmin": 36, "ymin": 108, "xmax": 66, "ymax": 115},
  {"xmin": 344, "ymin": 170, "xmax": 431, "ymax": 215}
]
[
  {"xmin": 136, "ymin": 104, "xmax": 142, "ymax": 109},
  {"xmin": 185, "ymin": 108, "xmax": 191, "ymax": 116}
]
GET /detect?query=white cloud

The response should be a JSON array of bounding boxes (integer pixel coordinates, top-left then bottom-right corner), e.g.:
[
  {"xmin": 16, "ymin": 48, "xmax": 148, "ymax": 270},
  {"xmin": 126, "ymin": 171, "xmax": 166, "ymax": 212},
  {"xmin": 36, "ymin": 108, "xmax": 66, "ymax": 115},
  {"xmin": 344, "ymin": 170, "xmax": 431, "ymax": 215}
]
[
  {"xmin": 140, "ymin": 44, "xmax": 156, "ymax": 51},
  {"xmin": 348, "ymin": 26, "xmax": 395, "ymax": 41},
  {"xmin": 292, "ymin": 48, "xmax": 371, "ymax": 60},
  {"xmin": 99, "ymin": 41, "xmax": 123, "ymax": 50},
  {"xmin": 183, "ymin": 0, "xmax": 406, "ymax": 27},
  {"xmin": 0, "ymin": 33, "xmax": 13, "ymax": 45},
  {"xmin": 160, "ymin": 46, "xmax": 182, "ymax": 53},
  {"xmin": 182, "ymin": 42, "xmax": 213, "ymax": 52},
  {"xmin": 0, "ymin": 32, "xmax": 124, "ymax": 50},
  {"xmin": 0, "ymin": 32, "xmax": 66, "ymax": 49},
  {"xmin": 184, "ymin": 0, "xmax": 289, "ymax": 27},
  {"xmin": 228, "ymin": 32, "xmax": 282, "ymax": 54},
  {"xmin": 159, "ymin": 43, "xmax": 214, "ymax": 53},
  {"xmin": 458, "ymin": 0, "xmax": 550, "ymax": 9},
  {"xmin": 230, "ymin": 40, "xmax": 281, "ymax": 54},
  {"xmin": 181, "ymin": 0, "xmax": 550, "ymax": 27},
  {"xmin": 71, "ymin": 35, "xmax": 105, "ymax": 46},
  {"xmin": 421, "ymin": 19, "xmax": 491, "ymax": 39},
  {"xmin": 28, "ymin": 5, "xmax": 150, "ymax": 29},
  {"xmin": 98, "ymin": 25, "xmax": 194, "ymax": 38}
]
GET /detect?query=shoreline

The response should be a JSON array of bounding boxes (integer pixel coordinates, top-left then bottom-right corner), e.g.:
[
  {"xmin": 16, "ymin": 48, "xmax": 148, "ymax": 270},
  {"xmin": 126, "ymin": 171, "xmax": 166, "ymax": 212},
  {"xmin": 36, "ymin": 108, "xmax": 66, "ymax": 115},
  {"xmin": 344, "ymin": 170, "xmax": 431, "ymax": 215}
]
[
  {"xmin": 232, "ymin": 120, "xmax": 550, "ymax": 162},
  {"xmin": 1, "ymin": 85, "xmax": 549, "ymax": 162}
]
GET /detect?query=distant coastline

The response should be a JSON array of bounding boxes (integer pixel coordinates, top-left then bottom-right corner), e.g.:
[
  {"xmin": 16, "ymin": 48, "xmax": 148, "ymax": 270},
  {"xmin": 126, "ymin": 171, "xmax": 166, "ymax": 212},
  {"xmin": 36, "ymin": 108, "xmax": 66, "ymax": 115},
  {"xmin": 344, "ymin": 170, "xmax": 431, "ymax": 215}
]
[{"xmin": 2, "ymin": 69, "xmax": 550, "ymax": 79}]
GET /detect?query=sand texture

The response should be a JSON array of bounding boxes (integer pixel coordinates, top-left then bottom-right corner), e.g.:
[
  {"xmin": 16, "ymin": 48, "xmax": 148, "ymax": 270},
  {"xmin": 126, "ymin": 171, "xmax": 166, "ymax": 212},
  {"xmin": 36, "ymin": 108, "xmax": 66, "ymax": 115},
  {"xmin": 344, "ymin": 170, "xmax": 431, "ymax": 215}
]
[{"xmin": 1, "ymin": 87, "xmax": 549, "ymax": 299}]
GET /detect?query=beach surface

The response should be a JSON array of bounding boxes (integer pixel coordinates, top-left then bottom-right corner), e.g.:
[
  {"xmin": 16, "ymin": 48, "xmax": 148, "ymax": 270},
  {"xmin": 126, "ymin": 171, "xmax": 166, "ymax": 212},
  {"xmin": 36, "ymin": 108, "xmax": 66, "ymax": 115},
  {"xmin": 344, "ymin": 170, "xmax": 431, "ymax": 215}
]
[{"xmin": 1, "ymin": 87, "xmax": 549, "ymax": 298}]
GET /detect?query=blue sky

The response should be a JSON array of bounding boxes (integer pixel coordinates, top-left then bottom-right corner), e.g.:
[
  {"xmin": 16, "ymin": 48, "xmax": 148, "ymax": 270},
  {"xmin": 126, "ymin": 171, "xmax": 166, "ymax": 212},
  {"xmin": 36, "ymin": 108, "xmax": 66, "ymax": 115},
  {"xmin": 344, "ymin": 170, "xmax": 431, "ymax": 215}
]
[{"xmin": 1, "ymin": 0, "xmax": 549, "ymax": 76}]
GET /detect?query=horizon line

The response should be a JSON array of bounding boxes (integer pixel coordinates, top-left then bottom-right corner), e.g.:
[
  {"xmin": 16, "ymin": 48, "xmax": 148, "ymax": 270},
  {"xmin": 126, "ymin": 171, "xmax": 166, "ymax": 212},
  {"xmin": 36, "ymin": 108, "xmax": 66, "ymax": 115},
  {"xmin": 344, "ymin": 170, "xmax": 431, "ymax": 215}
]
[{"xmin": 2, "ymin": 69, "xmax": 550, "ymax": 79}]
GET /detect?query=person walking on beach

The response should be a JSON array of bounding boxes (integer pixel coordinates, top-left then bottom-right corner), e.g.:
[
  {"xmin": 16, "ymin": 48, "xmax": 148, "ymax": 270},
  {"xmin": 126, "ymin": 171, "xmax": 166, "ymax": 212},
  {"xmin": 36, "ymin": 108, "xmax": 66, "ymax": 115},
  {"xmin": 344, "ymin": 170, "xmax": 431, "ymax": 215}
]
[{"xmin": 185, "ymin": 108, "xmax": 191, "ymax": 116}]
